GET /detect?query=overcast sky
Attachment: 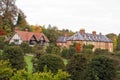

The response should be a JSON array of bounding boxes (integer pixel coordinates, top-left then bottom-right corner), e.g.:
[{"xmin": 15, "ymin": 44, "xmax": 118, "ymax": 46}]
[{"xmin": 16, "ymin": 0, "xmax": 120, "ymax": 35}]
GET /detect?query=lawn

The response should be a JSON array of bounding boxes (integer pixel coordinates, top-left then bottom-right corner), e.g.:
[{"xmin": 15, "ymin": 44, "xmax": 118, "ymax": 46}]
[{"xmin": 24, "ymin": 55, "xmax": 33, "ymax": 73}]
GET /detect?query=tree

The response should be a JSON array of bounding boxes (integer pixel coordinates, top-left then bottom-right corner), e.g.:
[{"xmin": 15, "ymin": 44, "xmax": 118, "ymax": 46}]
[
  {"xmin": 66, "ymin": 54, "xmax": 88, "ymax": 80},
  {"xmin": 3, "ymin": 46, "xmax": 26, "ymax": 70},
  {"xmin": 35, "ymin": 54, "xmax": 65, "ymax": 73},
  {"xmin": 84, "ymin": 56, "xmax": 116, "ymax": 80},
  {"xmin": 0, "ymin": 0, "xmax": 18, "ymax": 31},
  {"xmin": 0, "ymin": 60, "xmax": 13, "ymax": 80},
  {"xmin": 106, "ymin": 33, "xmax": 117, "ymax": 51},
  {"xmin": 20, "ymin": 42, "xmax": 32, "ymax": 54},
  {"xmin": 16, "ymin": 9, "xmax": 28, "ymax": 30},
  {"xmin": 61, "ymin": 47, "xmax": 76, "ymax": 59},
  {"xmin": 116, "ymin": 34, "xmax": 120, "ymax": 51}
]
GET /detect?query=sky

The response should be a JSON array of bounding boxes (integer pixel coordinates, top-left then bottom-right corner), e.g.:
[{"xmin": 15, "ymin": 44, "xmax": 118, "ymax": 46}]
[{"xmin": 16, "ymin": 0, "xmax": 120, "ymax": 35}]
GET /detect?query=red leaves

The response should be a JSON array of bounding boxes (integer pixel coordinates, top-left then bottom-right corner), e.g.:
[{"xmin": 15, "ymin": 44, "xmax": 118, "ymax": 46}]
[{"xmin": 0, "ymin": 29, "xmax": 6, "ymax": 36}]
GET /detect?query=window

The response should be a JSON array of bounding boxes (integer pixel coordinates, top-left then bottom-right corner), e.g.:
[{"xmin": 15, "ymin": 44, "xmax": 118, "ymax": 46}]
[{"xmin": 14, "ymin": 39, "xmax": 19, "ymax": 44}]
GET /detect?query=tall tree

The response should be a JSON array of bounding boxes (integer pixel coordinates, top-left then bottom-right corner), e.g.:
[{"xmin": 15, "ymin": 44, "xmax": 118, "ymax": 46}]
[
  {"xmin": 106, "ymin": 33, "xmax": 117, "ymax": 51},
  {"xmin": 16, "ymin": 9, "xmax": 28, "ymax": 30},
  {"xmin": 0, "ymin": 0, "xmax": 18, "ymax": 31},
  {"xmin": 116, "ymin": 34, "xmax": 120, "ymax": 51}
]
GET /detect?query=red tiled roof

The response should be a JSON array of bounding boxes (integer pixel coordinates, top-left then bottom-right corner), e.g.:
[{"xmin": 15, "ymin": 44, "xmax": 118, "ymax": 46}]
[
  {"xmin": 34, "ymin": 32, "xmax": 49, "ymax": 42},
  {"xmin": 15, "ymin": 30, "xmax": 49, "ymax": 42},
  {"xmin": 15, "ymin": 30, "xmax": 34, "ymax": 41}
]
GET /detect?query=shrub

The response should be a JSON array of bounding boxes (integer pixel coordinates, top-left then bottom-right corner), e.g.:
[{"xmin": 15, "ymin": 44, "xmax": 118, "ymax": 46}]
[
  {"xmin": 84, "ymin": 56, "xmax": 116, "ymax": 80},
  {"xmin": 61, "ymin": 47, "xmax": 76, "ymax": 59},
  {"xmin": 35, "ymin": 54, "xmax": 65, "ymax": 73},
  {"xmin": 3, "ymin": 46, "xmax": 26, "ymax": 70},
  {"xmin": 66, "ymin": 54, "xmax": 88, "ymax": 80},
  {"xmin": 20, "ymin": 42, "xmax": 32, "ymax": 54},
  {"xmin": 94, "ymin": 48, "xmax": 109, "ymax": 55}
]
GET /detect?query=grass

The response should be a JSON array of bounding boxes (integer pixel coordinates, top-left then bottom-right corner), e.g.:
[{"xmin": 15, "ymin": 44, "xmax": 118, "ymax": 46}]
[
  {"xmin": 63, "ymin": 59, "xmax": 68, "ymax": 66},
  {"xmin": 24, "ymin": 55, "xmax": 33, "ymax": 73}
]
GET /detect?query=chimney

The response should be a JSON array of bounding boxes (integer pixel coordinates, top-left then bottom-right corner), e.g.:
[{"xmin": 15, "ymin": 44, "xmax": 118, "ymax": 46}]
[
  {"xmin": 92, "ymin": 31, "xmax": 96, "ymax": 35},
  {"xmin": 14, "ymin": 27, "xmax": 19, "ymax": 31},
  {"xmin": 25, "ymin": 28, "xmax": 28, "ymax": 32},
  {"xmin": 99, "ymin": 32, "xmax": 102, "ymax": 35},
  {"xmin": 80, "ymin": 29, "xmax": 85, "ymax": 35},
  {"xmin": 64, "ymin": 32, "xmax": 68, "ymax": 37}
]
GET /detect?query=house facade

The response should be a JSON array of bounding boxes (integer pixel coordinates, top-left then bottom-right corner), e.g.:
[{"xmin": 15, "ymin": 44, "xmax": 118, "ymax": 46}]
[
  {"xmin": 9, "ymin": 29, "xmax": 49, "ymax": 45},
  {"xmin": 57, "ymin": 29, "xmax": 113, "ymax": 52}
]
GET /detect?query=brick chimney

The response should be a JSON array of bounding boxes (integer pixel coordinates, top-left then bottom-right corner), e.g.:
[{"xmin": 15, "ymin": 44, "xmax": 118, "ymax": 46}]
[
  {"xmin": 25, "ymin": 28, "xmax": 28, "ymax": 32},
  {"xmin": 14, "ymin": 27, "xmax": 19, "ymax": 31},
  {"xmin": 80, "ymin": 29, "xmax": 85, "ymax": 35},
  {"xmin": 92, "ymin": 31, "xmax": 96, "ymax": 35},
  {"xmin": 64, "ymin": 32, "xmax": 68, "ymax": 37}
]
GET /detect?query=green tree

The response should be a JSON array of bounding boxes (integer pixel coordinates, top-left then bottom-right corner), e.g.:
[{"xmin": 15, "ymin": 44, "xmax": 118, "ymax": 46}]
[
  {"xmin": 16, "ymin": 9, "xmax": 28, "ymax": 30},
  {"xmin": 0, "ymin": 60, "xmax": 13, "ymax": 80},
  {"xmin": 3, "ymin": 46, "xmax": 26, "ymax": 70},
  {"xmin": 84, "ymin": 56, "xmax": 116, "ymax": 80},
  {"xmin": 61, "ymin": 47, "xmax": 76, "ymax": 59},
  {"xmin": 35, "ymin": 54, "xmax": 65, "ymax": 73},
  {"xmin": 66, "ymin": 54, "xmax": 88, "ymax": 80},
  {"xmin": 116, "ymin": 34, "xmax": 120, "ymax": 51},
  {"xmin": 106, "ymin": 33, "xmax": 117, "ymax": 51},
  {"xmin": 20, "ymin": 42, "xmax": 32, "ymax": 54}
]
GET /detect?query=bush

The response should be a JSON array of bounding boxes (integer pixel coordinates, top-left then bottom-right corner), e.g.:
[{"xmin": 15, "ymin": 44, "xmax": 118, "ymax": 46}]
[
  {"xmin": 20, "ymin": 42, "xmax": 32, "ymax": 54},
  {"xmin": 35, "ymin": 54, "xmax": 65, "ymax": 73},
  {"xmin": 61, "ymin": 47, "xmax": 76, "ymax": 59},
  {"xmin": 94, "ymin": 48, "xmax": 109, "ymax": 55},
  {"xmin": 84, "ymin": 56, "xmax": 116, "ymax": 80},
  {"xmin": 3, "ymin": 46, "xmax": 26, "ymax": 70},
  {"xmin": 0, "ymin": 60, "xmax": 13, "ymax": 80},
  {"xmin": 66, "ymin": 54, "xmax": 88, "ymax": 80}
]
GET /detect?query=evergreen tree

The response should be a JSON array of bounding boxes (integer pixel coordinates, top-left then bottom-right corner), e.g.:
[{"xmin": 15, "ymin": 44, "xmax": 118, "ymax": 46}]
[
  {"xmin": 16, "ymin": 9, "xmax": 28, "ymax": 30},
  {"xmin": 3, "ymin": 46, "xmax": 26, "ymax": 70}
]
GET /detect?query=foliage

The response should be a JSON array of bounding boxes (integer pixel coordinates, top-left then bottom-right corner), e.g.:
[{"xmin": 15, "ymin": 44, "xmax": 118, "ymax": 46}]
[
  {"xmin": 46, "ymin": 43, "xmax": 56, "ymax": 53},
  {"xmin": 0, "ymin": 60, "xmax": 13, "ymax": 80},
  {"xmin": 3, "ymin": 46, "xmax": 26, "ymax": 70},
  {"xmin": 94, "ymin": 48, "xmax": 109, "ymax": 55},
  {"xmin": 16, "ymin": 9, "xmax": 28, "ymax": 30},
  {"xmin": 84, "ymin": 56, "xmax": 116, "ymax": 80},
  {"xmin": 0, "ymin": 0, "xmax": 18, "ymax": 33},
  {"xmin": 75, "ymin": 43, "xmax": 81, "ymax": 53},
  {"xmin": 51, "ymin": 46, "xmax": 61, "ymax": 55},
  {"xmin": 66, "ymin": 54, "xmax": 88, "ymax": 80},
  {"xmin": 116, "ymin": 34, "xmax": 120, "ymax": 51},
  {"xmin": 10, "ymin": 69, "xmax": 32, "ymax": 80},
  {"xmin": 20, "ymin": 42, "xmax": 32, "ymax": 54},
  {"xmin": 35, "ymin": 54, "xmax": 65, "ymax": 73},
  {"xmin": 83, "ymin": 44, "xmax": 94, "ymax": 49},
  {"xmin": 106, "ymin": 33, "xmax": 117, "ymax": 51},
  {"xmin": 11, "ymin": 69, "xmax": 69, "ymax": 80},
  {"xmin": 61, "ymin": 47, "xmax": 76, "ymax": 59}
]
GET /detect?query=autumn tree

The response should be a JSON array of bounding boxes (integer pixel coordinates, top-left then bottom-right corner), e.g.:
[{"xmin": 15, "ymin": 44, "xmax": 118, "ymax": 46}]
[{"xmin": 0, "ymin": 0, "xmax": 18, "ymax": 32}]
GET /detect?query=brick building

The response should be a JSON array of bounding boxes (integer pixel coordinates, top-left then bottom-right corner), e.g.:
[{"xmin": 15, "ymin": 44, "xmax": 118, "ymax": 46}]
[{"xmin": 57, "ymin": 29, "xmax": 113, "ymax": 52}]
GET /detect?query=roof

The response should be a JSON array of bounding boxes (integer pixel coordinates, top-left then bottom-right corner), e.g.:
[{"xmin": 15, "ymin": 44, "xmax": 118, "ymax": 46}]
[
  {"xmin": 67, "ymin": 32, "xmax": 112, "ymax": 42},
  {"xmin": 15, "ymin": 30, "xmax": 49, "ymax": 42},
  {"xmin": 57, "ymin": 36, "xmax": 68, "ymax": 43},
  {"xmin": 57, "ymin": 32, "xmax": 112, "ymax": 43},
  {"xmin": 15, "ymin": 30, "xmax": 34, "ymax": 41}
]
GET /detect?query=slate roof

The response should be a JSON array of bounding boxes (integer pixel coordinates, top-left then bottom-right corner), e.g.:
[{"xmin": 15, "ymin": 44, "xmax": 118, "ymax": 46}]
[
  {"xmin": 57, "ymin": 32, "xmax": 112, "ymax": 43},
  {"xmin": 57, "ymin": 36, "xmax": 69, "ymax": 43},
  {"xmin": 67, "ymin": 32, "xmax": 112, "ymax": 42}
]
